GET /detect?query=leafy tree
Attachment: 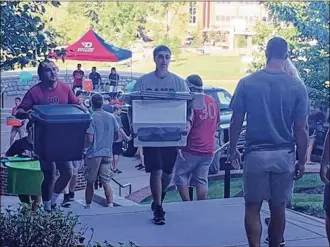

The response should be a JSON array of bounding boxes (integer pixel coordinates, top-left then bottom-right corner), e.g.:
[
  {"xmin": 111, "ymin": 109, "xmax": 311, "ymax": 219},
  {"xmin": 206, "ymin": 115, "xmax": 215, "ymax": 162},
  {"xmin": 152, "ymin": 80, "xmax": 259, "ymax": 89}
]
[
  {"xmin": 1, "ymin": 1, "xmax": 60, "ymax": 71},
  {"xmin": 251, "ymin": 2, "xmax": 329, "ymax": 106}
]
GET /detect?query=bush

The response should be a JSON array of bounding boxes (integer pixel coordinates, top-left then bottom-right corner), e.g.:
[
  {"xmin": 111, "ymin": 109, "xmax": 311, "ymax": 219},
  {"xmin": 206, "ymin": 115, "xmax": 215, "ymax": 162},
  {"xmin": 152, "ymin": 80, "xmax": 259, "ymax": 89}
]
[{"xmin": 0, "ymin": 204, "xmax": 138, "ymax": 247}]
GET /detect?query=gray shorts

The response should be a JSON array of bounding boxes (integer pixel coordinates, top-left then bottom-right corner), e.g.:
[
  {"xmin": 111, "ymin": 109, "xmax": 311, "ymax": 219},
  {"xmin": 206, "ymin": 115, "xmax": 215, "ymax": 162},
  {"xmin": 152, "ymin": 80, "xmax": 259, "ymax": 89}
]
[
  {"xmin": 174, "ymin": 151, "xmax": 213, "ymax": 187},
  {"xmin": 243, "ymin": 148, "xmax": 295, "ymax": 204},
  {"xmin": 324, "ymin": 184, "xmax": 329, "ymax": 217},
  {"xmin": 71, "ymin": 160, "xmax": 83, "ymax": 176}
]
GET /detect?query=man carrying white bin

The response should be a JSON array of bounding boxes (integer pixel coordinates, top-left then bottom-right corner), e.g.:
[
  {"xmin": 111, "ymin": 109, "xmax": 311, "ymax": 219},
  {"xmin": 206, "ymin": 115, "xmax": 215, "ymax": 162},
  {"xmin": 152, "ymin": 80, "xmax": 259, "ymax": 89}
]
[{"xmin": 131, "ymin": 45, "xmax": 190, "ymax": 225}]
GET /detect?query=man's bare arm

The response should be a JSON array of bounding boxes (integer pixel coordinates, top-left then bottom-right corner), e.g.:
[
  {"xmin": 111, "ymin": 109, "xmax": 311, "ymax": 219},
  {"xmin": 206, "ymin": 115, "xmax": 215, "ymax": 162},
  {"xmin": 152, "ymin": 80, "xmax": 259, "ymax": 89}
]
[
  {"xmin": 229, "ymin": 111, "xmax": 245, "ymax": 151},
  {"xmin": 294, "ymin": 117, "xmax": 309, "ymax": 165}
]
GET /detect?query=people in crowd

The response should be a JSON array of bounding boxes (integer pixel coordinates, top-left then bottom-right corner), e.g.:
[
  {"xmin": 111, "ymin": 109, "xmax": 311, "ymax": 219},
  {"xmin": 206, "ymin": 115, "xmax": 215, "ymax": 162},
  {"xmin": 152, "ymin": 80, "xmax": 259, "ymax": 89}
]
[
  {"xmin": 108, "ymin": 67, "xmax": 120, "ymax": 92},
  {"xmin": 131, "ymin": 45, "xmax": 190, "ymax": 225},
  {"xmin": 84, "ymin": 93, "xmax": 119, "ymax": 209},
  {"xmin": 174, "ymin": 74, "xmax": 219, "ymax": 201},
  {"xmin": 10, "ymin": 97, "xmax": 25, "ymax": 145},
  {"xmin": 229, "ymin": 37, "xmax": 309, "ymax": 247},
  {"xmin": 109, "ymin": 92, "xmax": 125, "ymax": 106},
  {"xmin": 320, "ymin": 129, "xmax": 330, "ymax": 245},
  {"xmin": 72, "ymin": 64, "xmax": 84, "ymax": 92},
  {"xmin": 16, "ymin": 60, "xmax": 79, "ymax": 212},
  {"xmin": 2, "ymin": 122, "xmax": 41, "ymax": 211},
  {"xmin": 307, "ymin": 106, "xmax": 327, "ymax": 164},
  {"xmin": 89, "ymin": 66, "xmax": 102, "ymax": 91},
  {"xmin": 112, "ymin": 105, "xmax": 131, "ymax": 174}
]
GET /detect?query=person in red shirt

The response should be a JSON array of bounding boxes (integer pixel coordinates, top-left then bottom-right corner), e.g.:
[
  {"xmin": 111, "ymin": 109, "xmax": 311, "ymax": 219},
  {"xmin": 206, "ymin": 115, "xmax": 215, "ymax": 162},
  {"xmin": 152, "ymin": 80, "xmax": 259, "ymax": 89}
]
[
  {"xmin": 72, "ymin": 64, "xmax": 84, "ymax": 91},
  {"xmin": 109, "ymin": 91, "xmax": 125, "ymax": 106},
  {"xmin": 10, "ymin": 97, "xmax": 25, "ymax": 145},
  {"xmin": 16, "ymin": 60, "xmax": 79, "ymax": 212},
  {"xmin": 174, "ymin": 74, "xmax": 220, "ymax": 201}
]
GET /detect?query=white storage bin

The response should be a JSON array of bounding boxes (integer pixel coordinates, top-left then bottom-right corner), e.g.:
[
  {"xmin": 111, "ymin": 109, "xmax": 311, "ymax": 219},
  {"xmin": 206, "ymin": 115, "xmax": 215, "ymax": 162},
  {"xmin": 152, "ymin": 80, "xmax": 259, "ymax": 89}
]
[{"xmin": 132, "ymin": 100, "xmax": 188, "ymax": 147}]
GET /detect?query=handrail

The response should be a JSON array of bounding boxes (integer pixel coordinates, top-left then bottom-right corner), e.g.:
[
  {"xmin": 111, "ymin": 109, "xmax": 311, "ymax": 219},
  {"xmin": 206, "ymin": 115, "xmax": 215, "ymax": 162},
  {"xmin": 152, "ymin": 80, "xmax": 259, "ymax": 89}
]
[
  {"xmin": 94, "ymin": 176, "xmax": 132, "ymax": 197},
  {"xmin": 1, "ymin": 85, "xmax": 7, "ymax": 109},
  {"xmin": 111, "ymin": 177, "xmax": 132, "ymax": 197}
]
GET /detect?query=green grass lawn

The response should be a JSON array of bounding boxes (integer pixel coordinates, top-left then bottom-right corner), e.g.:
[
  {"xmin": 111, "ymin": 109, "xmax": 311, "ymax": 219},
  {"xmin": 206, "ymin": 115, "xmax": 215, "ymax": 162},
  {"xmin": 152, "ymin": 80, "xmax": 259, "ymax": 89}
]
[
  {"xmin": 140, "ymin": 174, "xmax": 326, "ymax": 219},
  {"xmin": 54, "ymin": 53, "xmax": 244, "ymax": 94}
]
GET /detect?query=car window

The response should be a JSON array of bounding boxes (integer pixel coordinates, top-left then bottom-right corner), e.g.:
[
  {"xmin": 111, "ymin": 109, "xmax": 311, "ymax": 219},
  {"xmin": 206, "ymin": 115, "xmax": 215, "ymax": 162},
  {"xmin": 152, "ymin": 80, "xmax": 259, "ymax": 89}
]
[
  {"xmin": 205, "ymin": 90, "xmax": 232, "ymax": 110},
  {"xmin": 217, "ymin": 91, "xmax": 232, "ymax": 107}
]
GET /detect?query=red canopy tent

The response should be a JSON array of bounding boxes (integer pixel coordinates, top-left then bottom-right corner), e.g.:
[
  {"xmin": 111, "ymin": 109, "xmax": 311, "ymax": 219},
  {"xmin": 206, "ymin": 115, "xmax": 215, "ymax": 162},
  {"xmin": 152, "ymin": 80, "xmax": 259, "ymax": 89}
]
[{"xmin": 51, "ymin": 29, "xmax": 132, "ymax": 62}]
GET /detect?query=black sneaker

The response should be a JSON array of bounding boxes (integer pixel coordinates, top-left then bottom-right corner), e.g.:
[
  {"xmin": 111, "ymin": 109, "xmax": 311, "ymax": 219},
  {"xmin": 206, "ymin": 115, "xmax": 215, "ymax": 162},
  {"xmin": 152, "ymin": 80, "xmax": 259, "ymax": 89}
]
[
  {"xmin": 264, "ymin": 236, "xmax": 286, "ymax": 246},
  {"xmin": 61, "ymin": 198, "xmax": 71, "ymax": 208},
  {"xmin": 69, "ymin": 191, "xmax": 75, "ymax": 201},
  {"xmin": 151, "ymin": 192, "xmax": 166, "ymax": 211},
  {"xmin": 138, "ymin": 166, "xmax": 145, "ymax": 171},
  {"xmin": 135, "ymin": 164, "xmax": 143, "ymax": 168},
  {"xmin": 153, "ymin": 206, "xmax": 166, "ymax": 225}
]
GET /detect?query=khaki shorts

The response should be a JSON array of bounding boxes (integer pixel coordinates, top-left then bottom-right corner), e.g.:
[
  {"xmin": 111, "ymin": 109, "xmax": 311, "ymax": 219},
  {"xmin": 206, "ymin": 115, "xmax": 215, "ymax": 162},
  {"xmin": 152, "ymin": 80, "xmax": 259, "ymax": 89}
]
[
  {"xmin": 243, "ymin": 148, "xmax": 295, "ymax": 204},
  {"xmin": 84, "ymin": 156, "xmax": 114, "ymax": 184}
]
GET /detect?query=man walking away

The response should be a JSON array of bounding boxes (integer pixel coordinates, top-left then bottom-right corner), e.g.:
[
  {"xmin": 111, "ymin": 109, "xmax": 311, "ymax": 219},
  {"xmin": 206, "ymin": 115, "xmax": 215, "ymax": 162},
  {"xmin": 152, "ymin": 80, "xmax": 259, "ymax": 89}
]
[
  {"xmin": 320, "ymin": 129, "xmax": 330, "ymax": 245},
  {"xmin": 228, "ymin": 37, "xmax": 309, "ymax": 247},
  {"xmin": 84, "ymin": 94, "xmax": 119, "ymax": 208},
  {"xmin": 131, "ymin": 45, "xmax": 190, "ymax": 225},
  {"xmin": 174, "ymin": 75, "xmax": 219, "ymax": 201},
  {"xmin": 112, "ymin": 105, "xmax": 131, "ymax": 174}
]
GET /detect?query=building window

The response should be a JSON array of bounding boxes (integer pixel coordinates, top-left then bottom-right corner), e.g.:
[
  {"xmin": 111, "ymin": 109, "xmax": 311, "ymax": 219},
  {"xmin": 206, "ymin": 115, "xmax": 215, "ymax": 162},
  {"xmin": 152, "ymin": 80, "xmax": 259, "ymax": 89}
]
[{"xmin": 189, "ymin": 2, "xmax": 197, "ymax": 24}]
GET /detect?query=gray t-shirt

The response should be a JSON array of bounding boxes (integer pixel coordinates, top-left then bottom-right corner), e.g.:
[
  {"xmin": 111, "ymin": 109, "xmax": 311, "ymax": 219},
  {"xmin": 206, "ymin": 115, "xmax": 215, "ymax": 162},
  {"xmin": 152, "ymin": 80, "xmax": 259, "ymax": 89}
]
[
  {"xmin": 86, "ymin": 110, "xmax": 119, "ymax": 158},
  {"xmin": 132, "ymin": 71, "xmax": 190, "ymax": 92},
  {"xmin": 230, "ymin": 69, "xmax": 309, "ymax": 149},
  {"xmin": 114, "ymin": 114, "xmax": 123, "ymax": 143}
]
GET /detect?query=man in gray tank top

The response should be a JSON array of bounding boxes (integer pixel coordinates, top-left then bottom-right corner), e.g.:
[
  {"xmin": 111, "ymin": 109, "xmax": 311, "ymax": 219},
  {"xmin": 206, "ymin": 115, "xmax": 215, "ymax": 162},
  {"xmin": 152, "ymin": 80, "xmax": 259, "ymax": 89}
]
[{"xmin": 229, "ymin": 37, "xmax": 309, "ymax": 247}]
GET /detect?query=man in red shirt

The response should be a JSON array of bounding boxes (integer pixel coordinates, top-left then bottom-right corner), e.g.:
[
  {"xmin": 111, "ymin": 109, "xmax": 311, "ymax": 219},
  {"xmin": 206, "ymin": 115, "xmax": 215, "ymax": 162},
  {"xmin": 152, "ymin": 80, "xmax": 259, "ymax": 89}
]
[
  {"xmin": 174, "ymin": 74, "xmax": 220, "ymax": 201},
  {"xmin": 72, "ymin": 64, "xmax": 84, "ymax": 91},
  {"xmin": 10, "ymin": 97, "xmax": 25, "ymax": 145},
  {"xmin": 16, "ymin": 60, "xmax": 79, "ymax": 211}
]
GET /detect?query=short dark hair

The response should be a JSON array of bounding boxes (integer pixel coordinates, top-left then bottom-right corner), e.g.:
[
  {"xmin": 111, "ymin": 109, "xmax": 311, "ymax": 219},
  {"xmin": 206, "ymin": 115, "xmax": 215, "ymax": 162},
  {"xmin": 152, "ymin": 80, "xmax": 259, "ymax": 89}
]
[
  {"xmin": 266, "ymin": 37, "xmax": 289, "ymax": 61},
  {"xmin": 15, "ymin": 97, "xmax": 21, "ymax": 101},
  {"xmin": 91, "ymin": 93, "xmax": 103, "ymax": 109},
  {"xmin": 37, "ymin": 60, "xmax": 55, "ymax": 80},
  {"xmin": 77, "ymin": 64, "xmax": 82, "ymax": 67},
  {"xmin": 186, "ymin": 74, "xmax": 203, "ymax": 87},
  {"xmin": 153, "ymin": 45, "xmax": 171, "ymax": 58},
  {"xmin": 111, "ymin": 67, "xmax": 116, "ymax": 71}
]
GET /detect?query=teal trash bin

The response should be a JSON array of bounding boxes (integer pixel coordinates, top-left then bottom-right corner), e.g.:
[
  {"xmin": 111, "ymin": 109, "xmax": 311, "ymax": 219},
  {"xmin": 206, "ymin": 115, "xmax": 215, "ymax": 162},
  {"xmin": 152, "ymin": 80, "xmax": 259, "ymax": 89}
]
[{"xmin": 5, "ymin": 159, "xmax": 43, "ymax": 196}]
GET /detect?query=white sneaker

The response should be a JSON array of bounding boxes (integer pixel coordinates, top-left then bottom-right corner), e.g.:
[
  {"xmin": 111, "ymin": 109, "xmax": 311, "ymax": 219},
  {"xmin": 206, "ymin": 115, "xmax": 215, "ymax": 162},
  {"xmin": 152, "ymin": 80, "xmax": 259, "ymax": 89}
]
[
  {"xmin": 107, "ymin": 203, "xmax": 114, "ymax": 208},
  {"xmin": 84, "ymin": 204, "xmax": 91, "ymax": 209}
]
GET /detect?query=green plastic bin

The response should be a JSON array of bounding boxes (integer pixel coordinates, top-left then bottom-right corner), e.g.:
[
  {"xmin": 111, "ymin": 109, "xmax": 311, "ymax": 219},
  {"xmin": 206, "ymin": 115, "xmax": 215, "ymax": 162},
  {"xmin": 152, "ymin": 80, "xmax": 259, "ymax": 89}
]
[{"xmin": 5, "ymin": 160, "xmax": 43, "ymax": 195}]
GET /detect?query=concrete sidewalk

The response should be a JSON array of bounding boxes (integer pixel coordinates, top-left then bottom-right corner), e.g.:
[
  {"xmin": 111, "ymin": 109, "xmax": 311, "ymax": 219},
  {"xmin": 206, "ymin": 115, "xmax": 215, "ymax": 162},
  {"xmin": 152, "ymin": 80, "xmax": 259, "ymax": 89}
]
[{"xmin": 72, "ymin": 198, "xmax": 329, "ymax": 246}]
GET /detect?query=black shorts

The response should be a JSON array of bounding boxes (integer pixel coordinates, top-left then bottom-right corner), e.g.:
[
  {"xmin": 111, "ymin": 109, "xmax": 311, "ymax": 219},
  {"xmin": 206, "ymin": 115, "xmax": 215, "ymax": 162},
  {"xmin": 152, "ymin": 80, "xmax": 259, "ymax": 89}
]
[
  {"xmin": 143, "ymin": 147, "xmax": 178, "ymax": 174},
  {"xmin": 113, "ymin": 142, "xmax": 123, "ymax": 155}
]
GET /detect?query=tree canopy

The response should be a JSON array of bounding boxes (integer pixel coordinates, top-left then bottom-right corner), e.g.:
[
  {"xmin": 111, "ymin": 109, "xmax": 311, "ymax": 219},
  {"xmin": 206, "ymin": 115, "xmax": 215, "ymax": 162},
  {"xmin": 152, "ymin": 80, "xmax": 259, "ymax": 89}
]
[
  {"xmin": 0, "ymin": 1, "xmax": 60, "ymax": 71},
  {"xmin": 251, "ymin": 1, "xmax": 329, "ymax": 106}
]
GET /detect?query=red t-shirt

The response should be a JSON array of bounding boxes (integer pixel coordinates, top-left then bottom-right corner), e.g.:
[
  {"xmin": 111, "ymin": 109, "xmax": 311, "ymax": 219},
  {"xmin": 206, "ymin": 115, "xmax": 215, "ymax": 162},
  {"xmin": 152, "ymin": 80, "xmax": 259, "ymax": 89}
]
[
  {"xmin": 18, "ymin": 81, "xmax": 79, "ymax": 111},
  {"xmin": 73, "ymin": 70, "xmax": 84, "ymax": 87},
  {"xmin": 182, "ymin": 94, "xmax": 220, "ymax": 155}
]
